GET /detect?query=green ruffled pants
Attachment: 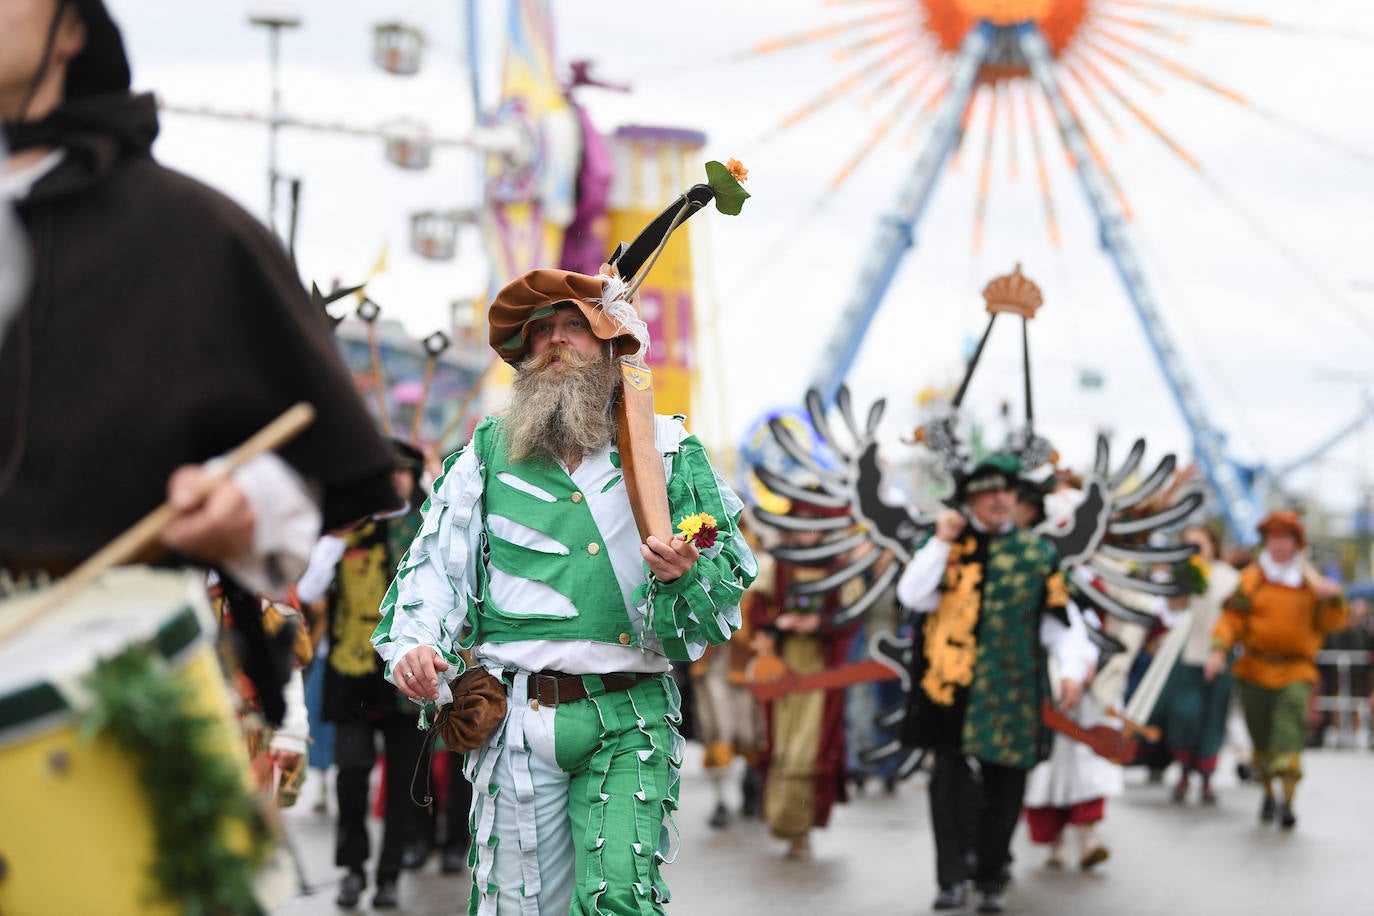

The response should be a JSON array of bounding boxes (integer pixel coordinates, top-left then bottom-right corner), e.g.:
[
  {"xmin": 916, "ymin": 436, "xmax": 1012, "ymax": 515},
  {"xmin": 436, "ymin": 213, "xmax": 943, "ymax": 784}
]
[{"xmin": 466, "ymin": 672, "xmax": 683, "ymax": 916}]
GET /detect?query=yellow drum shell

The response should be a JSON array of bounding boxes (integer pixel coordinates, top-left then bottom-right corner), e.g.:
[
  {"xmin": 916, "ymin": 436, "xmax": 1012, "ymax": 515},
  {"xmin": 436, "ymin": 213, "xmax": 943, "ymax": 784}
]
[{"xmin": 0, "ymin": 568, "xmax": 255, "ymax": 915}]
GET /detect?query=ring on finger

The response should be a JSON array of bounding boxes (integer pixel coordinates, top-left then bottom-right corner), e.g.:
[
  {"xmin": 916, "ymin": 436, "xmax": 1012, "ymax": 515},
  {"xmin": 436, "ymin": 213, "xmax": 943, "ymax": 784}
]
[{"xmin": 404, "ymin": 671, "xmax": 415, "ymax": 679}]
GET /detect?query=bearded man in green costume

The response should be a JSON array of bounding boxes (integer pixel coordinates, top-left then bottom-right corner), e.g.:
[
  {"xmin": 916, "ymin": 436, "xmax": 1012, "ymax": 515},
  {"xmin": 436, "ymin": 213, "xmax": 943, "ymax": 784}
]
[
  {"xmin": 373, "ymin": 267, "xmax": 755, "ymax": 915},
  {"xmin": 895, "ymin": 455, "xmax": 1094, "ymax": 915}
]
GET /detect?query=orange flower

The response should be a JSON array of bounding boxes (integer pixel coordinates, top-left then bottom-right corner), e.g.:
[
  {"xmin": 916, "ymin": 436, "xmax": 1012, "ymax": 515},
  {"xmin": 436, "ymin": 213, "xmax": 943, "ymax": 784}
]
[{"xmin": 726, "ymin": 158, "xmax": 749, "ymax": 182}]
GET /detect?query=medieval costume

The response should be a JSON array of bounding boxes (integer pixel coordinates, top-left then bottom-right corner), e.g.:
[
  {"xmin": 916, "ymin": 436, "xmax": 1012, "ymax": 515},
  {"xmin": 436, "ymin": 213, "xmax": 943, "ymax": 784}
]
[
  {"xmin": 1014, "ymin": 476, "xmax": 1113, "ymax": 868},
  {"xmin": 753, "ymin": 545, "xmax": 861, "ymax": 858},
  {"xmin": 372, "ymin": 269, "xmax": 755, "ymax": 915},
  {"xmin": 690, "ymin": 533, "xmax": 768, "ymax": 826},
  {"xmin": 1211, "ymin": 512, "xmax": 1348, "ymax": 829},
  {"xmin": 742, "ymin": 266, "xmax": 1202, "ymax": 915},
  {"xmin": 299, "ymin": 440, "xmax": 429, "ymax": 909},
  {"xmin": 1155, "ymin": 552, "xmax": 1241, "ymax": 802},
  {"xmin": 1021, "ymin": 564, "xmax": 1151, "ymax": 874},
  {"xmin": 1021, "ymin": 667, "xmax": 1120, "ymax": 871},
  {"xmin": 209, "ymin": 575, "xmax": 314, "ymax": 806},
  {"xmin": 0, "ymin": 4, "xmax": 395, "ymax": 913},
  {"xmin": 896, "ymin": 456, "xmax": 1092, "ymax": 911},
  {"xmin": 0, "ymin": 5, "xmax": 396, "ymax": 581}
]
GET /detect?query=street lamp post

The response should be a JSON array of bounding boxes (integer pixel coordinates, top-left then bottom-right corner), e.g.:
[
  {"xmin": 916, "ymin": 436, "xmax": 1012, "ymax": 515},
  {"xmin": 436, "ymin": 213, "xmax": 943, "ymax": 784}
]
[{"xmin": 248, "ymin": 9, "xmax": 302, "ymax": 234}]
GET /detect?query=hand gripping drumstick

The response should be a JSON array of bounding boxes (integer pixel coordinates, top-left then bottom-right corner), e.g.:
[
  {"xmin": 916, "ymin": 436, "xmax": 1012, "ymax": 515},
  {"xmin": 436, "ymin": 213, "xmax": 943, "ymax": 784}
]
[{"xmin": 0, "ymin": 402, "xmax": 316, "ymax": 641}]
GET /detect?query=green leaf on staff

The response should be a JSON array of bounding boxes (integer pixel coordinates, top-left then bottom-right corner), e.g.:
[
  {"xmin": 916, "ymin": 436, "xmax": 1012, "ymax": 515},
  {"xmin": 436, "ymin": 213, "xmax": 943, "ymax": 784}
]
[{"xmin": 704, "ymin": 160, "xmax": 751, "ymax": 216}]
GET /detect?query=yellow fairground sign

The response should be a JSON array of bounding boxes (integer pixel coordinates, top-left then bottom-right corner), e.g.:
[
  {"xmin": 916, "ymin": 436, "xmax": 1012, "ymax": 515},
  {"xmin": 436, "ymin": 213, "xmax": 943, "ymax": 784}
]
[{"xmin": 607, "ymin": 125, "xmax": 708, "ymax": 420}]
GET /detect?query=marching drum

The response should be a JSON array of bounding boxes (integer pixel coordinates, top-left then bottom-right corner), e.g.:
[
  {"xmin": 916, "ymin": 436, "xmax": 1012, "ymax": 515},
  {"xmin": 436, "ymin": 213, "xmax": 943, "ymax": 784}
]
[{"xmin": 0, "ymin": 567, "xmax": 266, "ymax": 915}]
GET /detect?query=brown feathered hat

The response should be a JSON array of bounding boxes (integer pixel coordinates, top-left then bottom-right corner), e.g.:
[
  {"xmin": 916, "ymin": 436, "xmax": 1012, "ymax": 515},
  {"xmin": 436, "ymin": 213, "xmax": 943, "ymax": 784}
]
[{"xmin": 488, "ymin": 269, "xmax": 644, "ymax": 364}]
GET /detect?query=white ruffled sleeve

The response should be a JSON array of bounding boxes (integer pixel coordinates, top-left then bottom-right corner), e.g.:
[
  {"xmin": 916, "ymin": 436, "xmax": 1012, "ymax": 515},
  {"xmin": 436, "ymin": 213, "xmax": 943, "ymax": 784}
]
[
  {"xmin": 371, "ymin": 446, "xmax": 484, "ymax": 706},
  {"xmin": 896, "ymin": 536, "xmax": 950, "ymax": 611}
]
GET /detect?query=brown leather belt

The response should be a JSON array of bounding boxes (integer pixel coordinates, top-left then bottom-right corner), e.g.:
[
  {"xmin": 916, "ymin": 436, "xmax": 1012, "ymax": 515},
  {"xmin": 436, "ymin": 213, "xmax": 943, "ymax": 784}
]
[{"xmin": 524, "ymin": 670, "xmax": 657, "ymax": 708}]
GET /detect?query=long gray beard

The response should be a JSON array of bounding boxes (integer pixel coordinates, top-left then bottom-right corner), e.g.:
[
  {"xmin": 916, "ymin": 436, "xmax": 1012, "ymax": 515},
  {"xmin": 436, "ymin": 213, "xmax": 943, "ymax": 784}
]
[{"xmin": 503, "ymin": 347, "xmax": 620, "ymax": 465}]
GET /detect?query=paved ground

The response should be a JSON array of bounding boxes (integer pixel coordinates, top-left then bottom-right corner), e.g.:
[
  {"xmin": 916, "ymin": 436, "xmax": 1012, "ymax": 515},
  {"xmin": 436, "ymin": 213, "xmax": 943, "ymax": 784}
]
[{"xmin": 273, "ymin": 748, "xmax": 1373, "ymax": 915}]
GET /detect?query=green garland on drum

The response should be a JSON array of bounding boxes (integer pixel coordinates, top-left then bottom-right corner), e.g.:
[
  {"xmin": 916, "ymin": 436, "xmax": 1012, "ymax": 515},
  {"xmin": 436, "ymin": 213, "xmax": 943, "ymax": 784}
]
[{"xmin": 82, "ymin": 647, "xmax": 274, "ymax": 915}]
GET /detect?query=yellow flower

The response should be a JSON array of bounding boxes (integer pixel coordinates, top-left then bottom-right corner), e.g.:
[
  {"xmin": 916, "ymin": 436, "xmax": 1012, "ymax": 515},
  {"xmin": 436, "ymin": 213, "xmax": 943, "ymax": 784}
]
[
  {"xmin": 676, "ymin": 512, "xmax": 717, "ymax": 539},
  {"xmin": 726, "ymin": 158, "xmax": 749, "ymax": 182}
]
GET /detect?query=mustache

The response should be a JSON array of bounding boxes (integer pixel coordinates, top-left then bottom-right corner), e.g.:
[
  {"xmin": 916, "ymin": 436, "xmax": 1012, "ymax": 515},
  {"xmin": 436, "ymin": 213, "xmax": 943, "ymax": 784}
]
[{"xmin": 521, "ymin": 345, "xmax": 605, "ymax": 374}]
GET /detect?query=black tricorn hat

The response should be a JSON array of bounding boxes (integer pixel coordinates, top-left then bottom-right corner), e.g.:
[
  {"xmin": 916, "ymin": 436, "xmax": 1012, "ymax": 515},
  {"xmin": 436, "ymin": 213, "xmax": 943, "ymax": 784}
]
[{"xmin": 65, "ymin": 0, "xmax": 132, "ymax": 99}]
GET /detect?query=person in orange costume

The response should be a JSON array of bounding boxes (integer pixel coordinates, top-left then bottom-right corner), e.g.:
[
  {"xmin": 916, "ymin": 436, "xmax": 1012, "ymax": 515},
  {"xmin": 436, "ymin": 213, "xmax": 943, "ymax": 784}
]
[{"xmin": 1204, "ymin": 511, "xmax": 1347, "ymax": 830}]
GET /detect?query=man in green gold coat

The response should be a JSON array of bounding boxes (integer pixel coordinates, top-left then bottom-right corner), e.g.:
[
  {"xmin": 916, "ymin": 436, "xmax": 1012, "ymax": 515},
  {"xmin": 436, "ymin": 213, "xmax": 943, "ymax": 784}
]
[
  {"xmin": 372, "ymin": 268, "xmax": 755, "ymax": 915},
  {"xmin": 896, "ymin": 455, "xmax": 1093, "ymax": 914}
]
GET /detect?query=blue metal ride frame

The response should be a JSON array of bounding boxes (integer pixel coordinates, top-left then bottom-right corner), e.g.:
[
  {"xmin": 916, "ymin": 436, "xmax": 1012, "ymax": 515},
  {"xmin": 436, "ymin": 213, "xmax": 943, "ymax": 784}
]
[
  {"xmin": 1015, "ymin": 22, "xmax": 1261, "ymax": 544},
  {"xmin": 797, "ymin": 17, "xmax": 1261, "ymax": 543},
  {"xmin": 806, "ymin": 21, "xmax": 994, "ymax": 407},
  {"xmin": 1270, "ymin": 398, "xmax": 1374, "ymax": 483}
]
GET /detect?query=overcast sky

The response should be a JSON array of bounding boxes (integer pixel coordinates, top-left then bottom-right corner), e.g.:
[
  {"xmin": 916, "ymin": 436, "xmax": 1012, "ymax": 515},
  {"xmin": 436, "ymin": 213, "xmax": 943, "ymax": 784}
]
[{"xmin": 111, "ymin": 0, "xmax": 1374, "ymax": 522}]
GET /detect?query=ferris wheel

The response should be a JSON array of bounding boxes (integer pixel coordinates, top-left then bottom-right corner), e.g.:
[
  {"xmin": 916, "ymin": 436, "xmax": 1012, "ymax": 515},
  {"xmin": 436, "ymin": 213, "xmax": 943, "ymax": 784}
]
[{"xmin": 627, "ymin": 0, "xmax": 1374, "ymax": 543}]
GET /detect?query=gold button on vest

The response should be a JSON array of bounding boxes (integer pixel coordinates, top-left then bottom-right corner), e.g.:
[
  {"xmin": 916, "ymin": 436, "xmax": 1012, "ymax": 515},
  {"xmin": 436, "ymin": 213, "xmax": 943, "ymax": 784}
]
[
  {"xmin": 587, "ymin": 542, "xmax": 600, "ymax": 556},
  {"xmin": 618, "ymin": 632, "xmax": 631, "ymax": 645},
  {"xmin": 570, "ymin": 492, "xmax": 583, "ymax": 504}
]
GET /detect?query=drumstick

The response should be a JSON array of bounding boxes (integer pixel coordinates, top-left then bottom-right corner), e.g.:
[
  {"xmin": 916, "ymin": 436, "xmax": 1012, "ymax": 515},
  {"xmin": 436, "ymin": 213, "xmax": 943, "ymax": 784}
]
[{"xmin": 0, "ymin": 402, "xmax": 316, "ymax": 640}]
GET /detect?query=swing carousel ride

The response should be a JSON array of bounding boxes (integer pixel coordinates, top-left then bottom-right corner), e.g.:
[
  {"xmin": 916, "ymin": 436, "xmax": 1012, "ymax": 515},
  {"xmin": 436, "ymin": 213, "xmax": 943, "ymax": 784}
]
[{"xmin": 600, "ymin": 0, "xmax": 1374, "ymax": 545}]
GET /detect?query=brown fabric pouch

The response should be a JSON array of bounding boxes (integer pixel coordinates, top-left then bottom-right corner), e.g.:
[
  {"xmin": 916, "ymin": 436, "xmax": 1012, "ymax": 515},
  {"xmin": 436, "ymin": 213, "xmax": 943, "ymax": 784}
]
[{"xmin": 434, "ymin": 666, "xmax": 508, "ymax": 752}]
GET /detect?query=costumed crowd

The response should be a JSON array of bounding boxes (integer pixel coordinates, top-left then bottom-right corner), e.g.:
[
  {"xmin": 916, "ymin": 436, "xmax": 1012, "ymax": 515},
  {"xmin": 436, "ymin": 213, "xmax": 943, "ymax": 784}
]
[{"xmin": 0, "ymin": 3, "xmax": 1361, "ymax": 916}]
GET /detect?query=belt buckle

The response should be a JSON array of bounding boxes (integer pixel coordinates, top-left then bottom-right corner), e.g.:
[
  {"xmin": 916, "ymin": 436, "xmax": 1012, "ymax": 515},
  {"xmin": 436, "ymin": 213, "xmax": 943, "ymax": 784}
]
[{"xmin": 532, "ymin": 672, "xmax": 561, "ymax": 708}]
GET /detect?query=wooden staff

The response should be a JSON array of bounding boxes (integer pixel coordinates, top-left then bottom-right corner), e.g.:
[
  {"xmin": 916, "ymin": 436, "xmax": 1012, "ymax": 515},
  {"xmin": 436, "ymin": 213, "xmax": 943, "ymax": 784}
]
[
  {"xmin": 409, "ymin": 331, "xmax": 452, "ymax": 444},
  {"xmin": 1301, "ymin": 559, "xmax": 1329, "ymax": 592},
  {"xmin": 608, "ymin": 194, "xmax": 705, "ymax": 544},
  {"xmin": 357, "ymin": 298, "xmax": 392, "ymax": 436},
  {"xmin": 616, "ymin": 360, "xmax": 673, "ymax": 543},
  {"xmin": 409, "ymin": 355, "xmax": 436, "ymax": 443},
  {"xmin": 0, "ymin": 403, "xmax": 316, "ymax": 642}
]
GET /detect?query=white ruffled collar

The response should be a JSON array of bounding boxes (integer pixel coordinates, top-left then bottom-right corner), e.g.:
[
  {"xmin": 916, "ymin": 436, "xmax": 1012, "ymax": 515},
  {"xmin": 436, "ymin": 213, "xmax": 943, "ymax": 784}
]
[{"xmin": 1258, "ymin": 549, "xmax": 1305, "ymax": 588}]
